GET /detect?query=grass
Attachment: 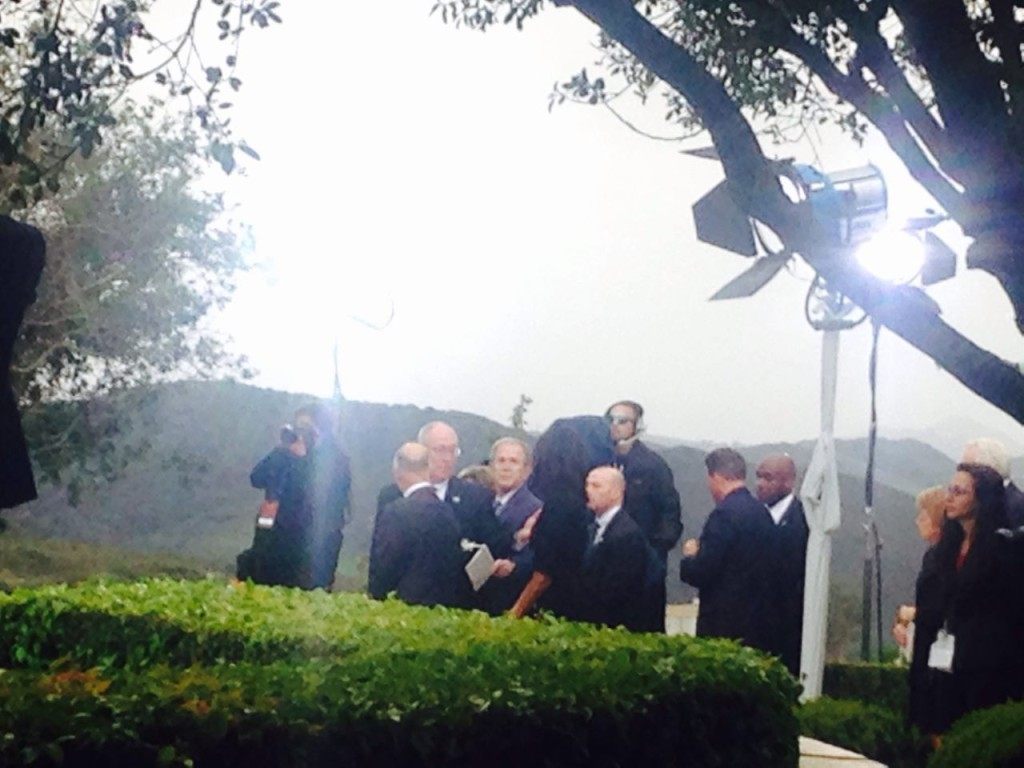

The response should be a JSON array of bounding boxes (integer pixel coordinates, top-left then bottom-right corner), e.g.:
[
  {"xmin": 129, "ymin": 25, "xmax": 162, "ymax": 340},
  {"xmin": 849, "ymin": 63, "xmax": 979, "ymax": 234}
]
[{"xmin": 0, "ymin": 532, "xmax": 225, "ymax": 590}]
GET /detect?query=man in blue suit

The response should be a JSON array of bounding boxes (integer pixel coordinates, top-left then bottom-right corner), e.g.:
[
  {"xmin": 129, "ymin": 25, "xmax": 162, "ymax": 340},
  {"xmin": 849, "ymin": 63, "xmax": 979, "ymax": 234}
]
[
  {"xmin": 680, "ymin": 447, "xmax": 775, "ymax": 652},
  {"xmin": 482, "ymin": 437, "xmax": 542, "ymax": 613}
]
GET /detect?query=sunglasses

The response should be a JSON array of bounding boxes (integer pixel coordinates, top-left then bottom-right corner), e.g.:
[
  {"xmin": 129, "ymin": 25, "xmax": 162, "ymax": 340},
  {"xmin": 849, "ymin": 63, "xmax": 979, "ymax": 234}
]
[{"xmin": 606, "ymin": 415, "xmax": 635, "ymax": 426}]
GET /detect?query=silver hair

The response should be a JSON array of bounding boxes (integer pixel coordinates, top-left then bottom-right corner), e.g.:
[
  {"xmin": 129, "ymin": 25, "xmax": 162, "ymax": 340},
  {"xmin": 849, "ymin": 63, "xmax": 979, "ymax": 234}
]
[
  {"xmin": 417, "ymin": 421, "xmax": 456, "ymax": 444},
  {"xmin": 962, "ymin": 438, "xmax": 1011, "ymax": 479},
  {"xmin": 489, "ymin": 436, "xmax": 531, "ymax": 465}
]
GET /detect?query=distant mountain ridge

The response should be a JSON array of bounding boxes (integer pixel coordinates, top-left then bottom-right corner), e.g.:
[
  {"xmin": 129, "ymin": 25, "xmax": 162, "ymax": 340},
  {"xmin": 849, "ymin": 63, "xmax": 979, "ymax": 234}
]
[{"xmin": 9, "ymin": 380, "xmax": 955, "ymax": 629}]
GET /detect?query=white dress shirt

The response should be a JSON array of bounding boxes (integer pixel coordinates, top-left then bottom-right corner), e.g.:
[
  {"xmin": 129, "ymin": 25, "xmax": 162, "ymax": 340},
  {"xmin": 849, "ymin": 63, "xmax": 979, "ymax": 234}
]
[
  {"xmin": 432, "ymin": 478, "xmax": 449, "ymax": 501},
  {"xmin": 768, "ymin": 493, "xmax": 794, "ymax": 525},
  {"xmin": 404, "ymin": 481, "xmax": 433, "ymax": 499},
  {"xmin": 593, "ymin": 504, "xmax": 622, "ymax": 545}
]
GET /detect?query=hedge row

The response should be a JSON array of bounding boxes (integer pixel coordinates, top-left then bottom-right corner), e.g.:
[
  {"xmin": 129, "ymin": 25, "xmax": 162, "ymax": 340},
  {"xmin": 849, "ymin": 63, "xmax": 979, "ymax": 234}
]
[
  {"xmin": 822, "ymin": 661, "xmax": 909, "ymax": 718},
  {"xmin": 798, "ymin": 697, "xmax": 926, "ymax": 768},
  {"xmin": 928, "ymin": 701, "xmax": 1024, "ymax": 768},
  {"xmin": 0, "ymin": 579, "xmax": 801, "ymax": 767}
]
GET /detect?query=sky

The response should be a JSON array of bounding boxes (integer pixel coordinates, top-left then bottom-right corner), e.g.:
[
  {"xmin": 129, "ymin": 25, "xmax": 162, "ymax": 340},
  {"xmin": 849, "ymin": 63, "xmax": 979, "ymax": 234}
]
[{"xmin": 206, "ymin": 2, "xmax": 1023, "ymax": 456}]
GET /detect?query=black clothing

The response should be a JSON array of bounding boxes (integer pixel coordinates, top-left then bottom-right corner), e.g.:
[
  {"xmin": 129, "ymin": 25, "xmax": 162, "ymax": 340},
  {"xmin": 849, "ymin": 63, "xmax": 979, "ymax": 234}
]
[
  {"xmin": 908, "ymin": 545, "xmax": 952, "ymax": 734},
  {"xmin": 378, "ymin": 477, "xmax": 501, "ymax": 607},
  {"xmin": 0, "ymin": 217, "xmax": 45, "ymax": 510},
  {"xmin": 243, "ymin": 447, "xmax": 313, "ymax": 588},
  {"xmin": 616, "ymin": 440, "xmax": 683, "ymax": 553},
  {"xmin": 378, "ymin": 477, "xmax": 503, "ymax": 554},
  {"xmin": 1006, "ymin": 481, "xmax": 1024, "ymax": 528},
  {"xmin": 679, "ymin": 487, "xmax": 775, "ymax": 651},
  {"xmin": 615, "ymin": 439, "xmax": 683, "ymax": 633},
  {"xmin": 770, "ymin": 497, "xmax": 809, "ymax": 676},
  {"xmin": 576, "ymin": 510, "xmax": 648, "ymax": 631},
  {"xmin": 307, "ymin": 437, "xmax": 351, "ymax": 590},
  {"xmin": 530, "ymin": 485, "xmax": 590, "ymax": 620},
  {"xmin": 368, "ymin": 486, "xmax": 465, "ymax": 608},
  {"xmin": 934, "ymin": 521, "xmax": 1024, "ymax": 729}
]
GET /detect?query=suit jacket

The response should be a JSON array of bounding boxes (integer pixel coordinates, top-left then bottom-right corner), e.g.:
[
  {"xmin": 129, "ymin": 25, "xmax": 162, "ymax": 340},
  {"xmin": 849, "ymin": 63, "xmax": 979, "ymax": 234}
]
[
  {"xmin": 679, "ymin": 487, "xmax": 775, "ymax": 650},
  {"xmin": 576, "ymin": 510, "xmax": 648, "ymax": 631},
  {"xmin": 368, "ymin": 486, "xmax": 465, "ymax": 608},
  {"xmin": 769, "ymin": 497, "xmax": 809, "ymax": 675},
  {"xmin": 0, "ymin": 217, "xmax": 45, "ymax": 510},
  {"xmin": 378, "ymin": 476, "xmax": 503, "ymax": 554},
  {"xmin": 478, "ymin": 483, "xmax": 542, "ymax": 614},
  {"xmin": 1006, "ymin": 481, "xmax": 1024, "ymax": 528},
  {"xmin": 495, "ymin": 483, "xmax": 542, "ymax": 564},
  {"xmin": 618, "ymin": 440, "xmax": 684, "ymax": 554}
]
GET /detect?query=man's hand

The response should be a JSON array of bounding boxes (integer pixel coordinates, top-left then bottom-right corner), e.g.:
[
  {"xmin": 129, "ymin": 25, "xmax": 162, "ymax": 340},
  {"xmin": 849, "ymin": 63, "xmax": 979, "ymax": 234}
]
[
  {"xmin": 515, "ymin": 509, "xmax": 541, "ymax": 547},
  {"xmin": 682, "ymin": 538, "xmax": 700, "ymax": 557},
  {"xmin": 492, "ymin": 559, "xmax": 516, "ymax": 578}
]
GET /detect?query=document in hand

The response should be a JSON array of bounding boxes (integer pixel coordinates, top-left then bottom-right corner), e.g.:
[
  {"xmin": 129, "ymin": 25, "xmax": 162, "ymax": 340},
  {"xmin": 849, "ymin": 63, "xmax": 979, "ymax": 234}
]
[{"xmin": 464, "ymin": 544, "xmax": 495, "ymax": 591}]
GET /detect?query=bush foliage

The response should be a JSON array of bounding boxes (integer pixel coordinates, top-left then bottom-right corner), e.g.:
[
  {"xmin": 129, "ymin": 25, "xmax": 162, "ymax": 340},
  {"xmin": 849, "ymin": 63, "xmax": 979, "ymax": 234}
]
[
  {"xmin": 928, "ymin": 701, "xmax": 1024, "ymax": 768},
  {"xmin": 0, "ymin": 579, "xmax": 800, "ymax": 767},
  {"xmin": 823, "ymin": 661, "xmax": 909, "ymax": 718},
  {"xmin": 799, "ymin": 697, "xmax": 926, "ymax": 768}
]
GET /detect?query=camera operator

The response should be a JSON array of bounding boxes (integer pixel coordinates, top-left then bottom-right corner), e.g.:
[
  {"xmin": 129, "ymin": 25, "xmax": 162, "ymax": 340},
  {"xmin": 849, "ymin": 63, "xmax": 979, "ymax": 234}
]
[{"xmin": 238, "ymin": 420, "xmax": 319, "ymax": 588}]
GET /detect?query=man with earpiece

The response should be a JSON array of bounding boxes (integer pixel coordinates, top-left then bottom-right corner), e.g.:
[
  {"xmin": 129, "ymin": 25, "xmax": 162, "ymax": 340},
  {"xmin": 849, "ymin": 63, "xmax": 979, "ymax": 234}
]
[{"xmin": 605, "ymin": 400, "xmax": 684, "ymax": 632}]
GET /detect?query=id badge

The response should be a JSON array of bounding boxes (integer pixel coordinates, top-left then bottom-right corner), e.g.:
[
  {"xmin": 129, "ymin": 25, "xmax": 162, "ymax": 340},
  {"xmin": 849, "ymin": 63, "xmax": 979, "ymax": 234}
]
[{"xmin": 927, "ymin": 629, "xmax": 955, "ymax": 672}]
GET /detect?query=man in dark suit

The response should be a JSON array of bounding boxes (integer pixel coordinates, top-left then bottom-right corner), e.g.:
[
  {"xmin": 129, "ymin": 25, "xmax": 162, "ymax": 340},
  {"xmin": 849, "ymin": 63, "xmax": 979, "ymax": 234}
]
[
  {"xmin": 575, "ymin": 466, "xmax": 648, "ymax": 631},
  {"xmin": 961, "ymin": 438, "xmax": 1024, "ymax": 527},
  {"xmin": 606, "ymin": 400, "xmax": 683, "ymax": 632},
  {"xmin": 377, "ymin": 421, "xmax": 503, "ymax": 550},
  {"xmin": 756, "ymin": 454, "xmax": 809, "ymax": 676},
  {"xmin": 377, "ymin": 421, "xmax": 503, "ymax": 606},
  {"xmin": 481, "ymin": 437, "xmax": 542, "ymax": 613},
  {"xmin": 680, "ymin": 447, "xmax": 775, "ymax": 652},
  {"xmin": 368, "ymin": 442, "xmax": 465, "ymax": 607},
  {"xmin": 0, "ymin": 217, "xmax": 45, "ymax": 512}
]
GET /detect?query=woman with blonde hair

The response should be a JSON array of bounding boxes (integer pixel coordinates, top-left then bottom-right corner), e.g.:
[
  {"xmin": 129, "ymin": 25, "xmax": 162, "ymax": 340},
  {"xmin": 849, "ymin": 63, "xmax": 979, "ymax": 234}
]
[{"xmin": 893, "ymin": 485, "xmax": 948, "ymax": 745}]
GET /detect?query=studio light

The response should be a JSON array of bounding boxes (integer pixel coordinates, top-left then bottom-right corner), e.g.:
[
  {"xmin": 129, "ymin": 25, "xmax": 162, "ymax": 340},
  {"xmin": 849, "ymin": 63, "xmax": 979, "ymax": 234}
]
[{"xmin": 854, "ymin": 230, "xmax": 926, "ymax": 285}]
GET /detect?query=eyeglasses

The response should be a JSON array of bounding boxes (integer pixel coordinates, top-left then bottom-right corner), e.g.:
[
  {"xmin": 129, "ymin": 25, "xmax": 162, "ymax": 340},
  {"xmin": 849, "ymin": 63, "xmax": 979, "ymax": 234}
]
[
  {"xmin": 606, "ymin": 415, "xmax": 635, "ymax": 426},
  {"xmin": 429, "ymin": 445, "xmax": 462, "ymax": 458}
]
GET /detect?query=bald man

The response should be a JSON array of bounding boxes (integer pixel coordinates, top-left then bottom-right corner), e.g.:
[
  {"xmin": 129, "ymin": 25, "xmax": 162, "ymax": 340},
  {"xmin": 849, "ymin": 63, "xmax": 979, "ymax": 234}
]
[
  {"xmin": 377, "ymin": 421, "xmax": 505, "ymax": 552},
  {"xmin": 368, "ymin": 442, "xmax": 465, "ymax": 607},
  {"xmin": 755, "ymin": 454, "xmax": 809, "ymax": 676},
  {"xmin": 575, "ymin": 466, "xmax": 649, "ymax": 631}
]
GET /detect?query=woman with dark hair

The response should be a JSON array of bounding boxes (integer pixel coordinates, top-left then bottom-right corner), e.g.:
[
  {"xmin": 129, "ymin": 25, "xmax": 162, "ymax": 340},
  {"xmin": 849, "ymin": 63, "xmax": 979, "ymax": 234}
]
[
  {"xmin": 509, "ymin": 421, "xmax": 593, "ymax": 620},
  {"xmin": 933, "ymin": 462, "xmax": 1024, "ymax": 731}
]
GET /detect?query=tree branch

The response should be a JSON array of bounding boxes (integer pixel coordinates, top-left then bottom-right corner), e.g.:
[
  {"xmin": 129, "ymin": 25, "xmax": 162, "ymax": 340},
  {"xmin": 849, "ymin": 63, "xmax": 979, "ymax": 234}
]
[{"xmin": 559, "ymin": 0, "xmax": 1024, "ymax": 423}]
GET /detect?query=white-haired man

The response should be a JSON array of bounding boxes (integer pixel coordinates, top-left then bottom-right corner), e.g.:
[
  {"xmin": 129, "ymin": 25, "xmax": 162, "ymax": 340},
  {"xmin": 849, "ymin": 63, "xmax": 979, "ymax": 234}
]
[{"xmin": 961, "ymin": 438, "xmax": 1024, "ymax": 527}]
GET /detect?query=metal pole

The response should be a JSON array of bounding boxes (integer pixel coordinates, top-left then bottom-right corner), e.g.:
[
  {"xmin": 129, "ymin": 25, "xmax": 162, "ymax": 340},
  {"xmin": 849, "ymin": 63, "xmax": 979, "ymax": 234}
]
[{"xmin": 861, "ymin": 320, "xmax": 882, "ymax": 661}]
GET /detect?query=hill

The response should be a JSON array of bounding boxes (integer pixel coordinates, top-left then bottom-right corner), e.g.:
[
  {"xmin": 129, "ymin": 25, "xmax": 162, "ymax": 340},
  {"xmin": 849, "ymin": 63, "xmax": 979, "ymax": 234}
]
[{"xmin": 7, "ymin": 380, "xmax": 955, "ymax": 651}]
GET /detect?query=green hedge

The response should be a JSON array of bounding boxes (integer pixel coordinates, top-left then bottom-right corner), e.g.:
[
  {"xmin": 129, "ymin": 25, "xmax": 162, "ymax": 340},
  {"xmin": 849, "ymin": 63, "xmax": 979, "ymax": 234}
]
[
  {"xmin": 928, "ymin": 701, "xmax": 1024, "ymax": 768},
  {"xmin": 799, "ymin": 697, "xmax": 926, "ymax": 768},
  {"xmin": 0, "ymin": 579, "xmax": 800, "ymax": 767},
  {"xmin": 823, "ymin": 661, "xmax": 909, "ymax": 717}
]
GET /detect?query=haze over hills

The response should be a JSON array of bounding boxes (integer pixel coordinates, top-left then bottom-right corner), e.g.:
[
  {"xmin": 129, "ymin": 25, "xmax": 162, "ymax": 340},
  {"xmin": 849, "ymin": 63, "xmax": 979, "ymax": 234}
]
[{"xmin": 8, "ymin": 380, "xmax": 954, "ymax": 633}]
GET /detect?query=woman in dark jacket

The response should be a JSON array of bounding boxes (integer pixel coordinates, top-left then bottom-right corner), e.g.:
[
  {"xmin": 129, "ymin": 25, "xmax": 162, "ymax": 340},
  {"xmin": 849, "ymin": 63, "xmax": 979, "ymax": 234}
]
[
  {"xmin": 510, "ymin": 422, "xmax": 593, "ymax": 620},
  {"xmin": 896, "ymin": 486, "xmax": 951, "ymax": 743},
  {"xmin": 932, "ymin": 462, "xmax": 1024, "ymax": 731}
]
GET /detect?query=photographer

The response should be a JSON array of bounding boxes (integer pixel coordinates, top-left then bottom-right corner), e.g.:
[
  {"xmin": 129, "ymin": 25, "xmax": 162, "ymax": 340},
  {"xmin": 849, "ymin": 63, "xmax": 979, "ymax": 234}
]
[{"xmin": 238, "ymin": 421, "xmax": 317, "ymax": 588}]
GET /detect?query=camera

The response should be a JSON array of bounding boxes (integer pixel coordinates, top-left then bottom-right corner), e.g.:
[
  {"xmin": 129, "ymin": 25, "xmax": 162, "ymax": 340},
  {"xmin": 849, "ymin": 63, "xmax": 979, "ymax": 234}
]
[{"xmin": 280, "ymin": 424, "xmax": 300, "ymax": 445}]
